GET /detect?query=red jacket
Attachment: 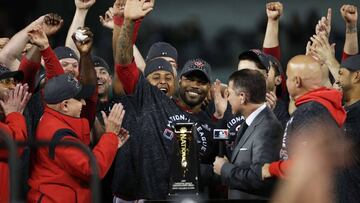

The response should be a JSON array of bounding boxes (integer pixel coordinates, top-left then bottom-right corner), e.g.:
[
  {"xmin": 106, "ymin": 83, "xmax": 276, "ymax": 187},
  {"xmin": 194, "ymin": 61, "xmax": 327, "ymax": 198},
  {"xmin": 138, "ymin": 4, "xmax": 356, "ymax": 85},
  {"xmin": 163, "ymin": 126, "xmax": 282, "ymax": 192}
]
[
  {"xmin": 269, "ymin": 87, "xmax": 346, "ymax": 178},
  {"xmin": 0, "ymin": 112, "xmax": 27, "ymax": 203},
  {"xmin": 27, "ymin": 107, "xmax": 118, "ymax": 203}
]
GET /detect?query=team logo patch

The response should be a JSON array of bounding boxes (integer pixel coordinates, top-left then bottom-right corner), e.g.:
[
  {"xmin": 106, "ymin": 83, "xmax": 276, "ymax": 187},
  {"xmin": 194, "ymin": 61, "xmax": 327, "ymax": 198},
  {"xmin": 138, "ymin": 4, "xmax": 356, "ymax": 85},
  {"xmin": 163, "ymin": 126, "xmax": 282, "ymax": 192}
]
[
  {"xmin": 193, "ymin": 60, "xmax": 205, "ymax": 69},
  {"xmin": 163, "ymin": 128, "xmax": 174, "ymax": 140}
]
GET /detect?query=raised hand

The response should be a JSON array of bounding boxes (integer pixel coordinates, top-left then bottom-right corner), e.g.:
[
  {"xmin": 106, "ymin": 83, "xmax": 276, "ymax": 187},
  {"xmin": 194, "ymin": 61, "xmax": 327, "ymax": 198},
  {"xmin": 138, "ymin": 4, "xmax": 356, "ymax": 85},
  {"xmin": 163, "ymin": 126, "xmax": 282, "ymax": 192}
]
[
  {"xmin": 113, "ymin": 0, "xmax": 126, "ymax": 17},
  {"xmin": 42, "ymin": 13, "xmax": 64, "ymax": 36},
  {"xmin": 315, "ymin": 8, "xmax": 332, "ymax": 38},
  {"xmin": 0, "ymin": 83, "xmax": 31, "ymax": 116},
  {"xmin": 101, "ymin": 103, "xmax": 129, "ymax": 148},
  {"xmin": 71, "ymin": 27, "xmax": 94, "ymax": 55},
  {"xmin": 75, "ymin": 0, "xmax": 96, "ymax": 10},
  {"xmin": 124, "ymin": 0, "xmax": 154, "ymax": 21},
  {"xmin": 309, "ymin": 34, "xmax": 335, "ymax": 64},
  {"xmin": 27, "ymin": 15, "xmax": 46, "ymax": 30},
  {"xmin": 212, "ymin": 79, "xmax": 228, "ymax": 119},
  {"xmin": 102, "ymin": 103, "xmax": 125, "ymax": 134},
  {"xmin": 99, "ymin": 7, "xmax": 115, "ymax": 29},
  {"xmin": 341, "ymin": 5, "xmax": 358, "ymax": 26},
  {"xmin": 266, "ymin": 2, "xmax": 283, "ymax": 21},
  {"xmin": 27, "ymin": 25, "xmax": 50, "ymax": 51}
]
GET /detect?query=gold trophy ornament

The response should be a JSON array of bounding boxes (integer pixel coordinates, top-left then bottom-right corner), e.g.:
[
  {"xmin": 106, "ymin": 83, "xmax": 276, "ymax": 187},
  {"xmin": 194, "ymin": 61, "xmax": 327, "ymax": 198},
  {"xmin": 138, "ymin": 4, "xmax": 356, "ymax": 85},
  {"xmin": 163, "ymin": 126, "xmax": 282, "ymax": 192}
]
[{"xmin": 168, "ymin": 123, "xmax": 199, "ymax": 197}]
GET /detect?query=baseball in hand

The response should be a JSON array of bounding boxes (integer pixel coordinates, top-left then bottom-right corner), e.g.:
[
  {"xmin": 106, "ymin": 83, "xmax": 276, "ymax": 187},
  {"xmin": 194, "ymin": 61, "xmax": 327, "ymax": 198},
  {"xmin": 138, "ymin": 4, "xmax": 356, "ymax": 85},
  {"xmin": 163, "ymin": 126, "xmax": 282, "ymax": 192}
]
[{"xmin": 74, "ymin": 29, "xmax": 88, "ymax": 42}]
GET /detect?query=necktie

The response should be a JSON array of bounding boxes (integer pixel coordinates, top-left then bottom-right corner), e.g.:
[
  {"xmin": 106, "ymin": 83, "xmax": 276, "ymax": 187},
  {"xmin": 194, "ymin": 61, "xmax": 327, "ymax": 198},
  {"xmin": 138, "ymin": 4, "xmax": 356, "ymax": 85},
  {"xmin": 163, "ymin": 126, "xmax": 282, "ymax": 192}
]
[{"xmin": 234, "ymin": 122, "xmax": 248, "ymax": 146}]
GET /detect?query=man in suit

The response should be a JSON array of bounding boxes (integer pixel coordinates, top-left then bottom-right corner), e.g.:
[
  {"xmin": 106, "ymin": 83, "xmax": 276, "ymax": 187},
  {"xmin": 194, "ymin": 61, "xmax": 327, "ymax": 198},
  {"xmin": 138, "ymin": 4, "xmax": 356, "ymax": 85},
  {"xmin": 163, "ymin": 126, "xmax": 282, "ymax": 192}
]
[{"xmin": 213, "ymin": 69, "xmax": 283, "ymax": 200}]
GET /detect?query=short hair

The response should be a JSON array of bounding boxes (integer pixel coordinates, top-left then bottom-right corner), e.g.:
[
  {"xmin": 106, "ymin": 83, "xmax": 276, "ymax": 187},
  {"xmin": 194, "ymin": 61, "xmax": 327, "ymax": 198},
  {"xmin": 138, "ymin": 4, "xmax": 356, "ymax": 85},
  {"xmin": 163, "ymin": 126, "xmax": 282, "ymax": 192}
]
[{"xmin": 229, "ymin": 69, "xmax": 266, "ymax": 104}]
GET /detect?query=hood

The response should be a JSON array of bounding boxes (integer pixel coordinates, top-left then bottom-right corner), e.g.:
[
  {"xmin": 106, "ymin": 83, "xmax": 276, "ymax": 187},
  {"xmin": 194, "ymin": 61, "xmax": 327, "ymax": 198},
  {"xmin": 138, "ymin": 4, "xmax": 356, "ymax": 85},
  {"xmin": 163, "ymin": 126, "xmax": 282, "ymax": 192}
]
[{"xmin": 295, "ymin": 87, "xmax": 346, "ymax": 127}]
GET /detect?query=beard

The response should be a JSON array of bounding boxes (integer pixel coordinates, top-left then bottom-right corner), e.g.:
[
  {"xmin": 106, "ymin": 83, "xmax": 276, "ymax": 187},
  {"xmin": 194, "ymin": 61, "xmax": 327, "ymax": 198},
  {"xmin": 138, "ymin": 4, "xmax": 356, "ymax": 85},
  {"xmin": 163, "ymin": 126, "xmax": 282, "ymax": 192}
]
[{"xmin": 179, "ymin": 88, "xmax": 207, "ymax": 108}]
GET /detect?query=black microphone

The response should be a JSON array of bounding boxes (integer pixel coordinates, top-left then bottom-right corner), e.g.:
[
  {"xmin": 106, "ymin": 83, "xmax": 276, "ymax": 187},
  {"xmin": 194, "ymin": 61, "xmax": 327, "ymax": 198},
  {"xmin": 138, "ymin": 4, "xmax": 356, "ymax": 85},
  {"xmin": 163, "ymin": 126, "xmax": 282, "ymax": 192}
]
[{"xmin": 213, "ymin": 129, "xmax": 229, "ymax": 157}]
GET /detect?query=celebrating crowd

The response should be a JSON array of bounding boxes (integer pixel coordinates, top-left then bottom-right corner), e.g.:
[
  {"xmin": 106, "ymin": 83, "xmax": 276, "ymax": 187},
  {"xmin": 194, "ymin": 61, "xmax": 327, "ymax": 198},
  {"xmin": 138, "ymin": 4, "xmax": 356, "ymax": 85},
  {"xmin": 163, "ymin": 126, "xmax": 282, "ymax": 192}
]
[{"xmin": 0, "ymin": 0, "xmax": 360, "ymax": 203}]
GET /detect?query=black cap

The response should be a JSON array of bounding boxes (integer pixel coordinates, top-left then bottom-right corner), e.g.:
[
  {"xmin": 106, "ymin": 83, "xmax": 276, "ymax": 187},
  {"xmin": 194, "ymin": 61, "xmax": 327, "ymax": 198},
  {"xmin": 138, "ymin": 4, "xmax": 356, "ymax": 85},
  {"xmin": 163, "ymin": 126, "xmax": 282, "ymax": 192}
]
[
  {"xmin": 238, "ymin": 49, "xmax": 271, "ymax": 72},
  {"xmin": 341, "ymin": 55, "xmax": 360, "ymax": 72},
  {"xmin": 144, "ymin": 58, "xmax": 174, "ymax": 77},
  {"xmin": 93, "ymin": 55, "xmax": 111, "ymax": 73},
  {"xmin": 54, "ymin": 46, "xmax": 79, "ymax": 61},
  {"xmin": 179, "ymin": 58, "xmax": 211, "ymax": 83},
  {"xmin": 145, "ymin": 42, "xmax": 178, "ymax": 63},
  {"xmin": 44, "ymin": 73, "xmax": 89, "ymax": 104},
  {"xmin": 267, "ymin": 55, "xmax": 284, "ymax": 75},
  {"xmin": 0, "ymin": 65, "xmax": 24, "ymax": 81}
]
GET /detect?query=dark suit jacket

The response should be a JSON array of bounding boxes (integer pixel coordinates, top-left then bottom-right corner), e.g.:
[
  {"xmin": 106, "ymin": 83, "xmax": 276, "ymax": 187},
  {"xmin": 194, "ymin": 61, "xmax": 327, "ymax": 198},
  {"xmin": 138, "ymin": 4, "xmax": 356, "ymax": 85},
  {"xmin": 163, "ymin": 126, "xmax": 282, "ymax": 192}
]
[{"xmin": 221, "ymin": 107, "xmax": 283, "ymax": 200}]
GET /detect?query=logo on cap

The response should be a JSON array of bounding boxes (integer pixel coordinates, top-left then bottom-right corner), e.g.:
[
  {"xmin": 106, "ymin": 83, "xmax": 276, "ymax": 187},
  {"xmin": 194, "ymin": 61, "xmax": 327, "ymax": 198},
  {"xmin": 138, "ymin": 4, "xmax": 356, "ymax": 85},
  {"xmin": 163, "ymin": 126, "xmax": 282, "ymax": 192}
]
[
  {"xmin": 193, "ymin": 60, "xmax": 205, "ymax": 69},
  {"xmin": 251, "ymin": 49, "xmax": 262, "ymax": 56}
]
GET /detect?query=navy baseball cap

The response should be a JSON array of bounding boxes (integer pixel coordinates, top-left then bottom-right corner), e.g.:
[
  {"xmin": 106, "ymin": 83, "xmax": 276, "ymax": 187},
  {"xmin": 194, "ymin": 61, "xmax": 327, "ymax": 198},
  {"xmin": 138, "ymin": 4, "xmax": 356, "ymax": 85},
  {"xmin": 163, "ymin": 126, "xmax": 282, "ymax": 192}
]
[
  {"xmin": 44, "ymin": 73, "xmax": 90, "ymax": 104},
  {"xmin": 93, "ymin": 55, "xmax": 111, "ymax": 73},
  {"xmin": 179, "ymin": 58, "xmax": 211, "ymax": 83},
  {"xmin": 54, "ymin": 46, "xmax": 79, "ymax": 61},
  {"xmin": 145, "ymin": 42, "xmax": 178, "ymax": 63},
  {"xmin": 341, "ymin": 55, "xmax": 360, "ymax": 71},
  {"xmin": 238, "ymin": 49, "xmax": 271, "ymax": 72},
  {"xmin": 144, "ymin": 58, "xmax": 174, "ymax": 77},
  {"xmin": 267, "ymin": 55, "xmax": 284, "ymax": 75},
  {"xmin": 0, "ymin": 65, "xmax": 23, "ymax": 81}
]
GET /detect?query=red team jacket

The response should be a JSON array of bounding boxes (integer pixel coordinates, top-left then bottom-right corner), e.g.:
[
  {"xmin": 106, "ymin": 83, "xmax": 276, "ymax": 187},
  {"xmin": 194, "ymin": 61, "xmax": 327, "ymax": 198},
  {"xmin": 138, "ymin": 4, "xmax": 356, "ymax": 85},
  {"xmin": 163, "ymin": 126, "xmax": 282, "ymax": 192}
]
[
  {"xmin": 0, "ymin": 112, "xmax": 27, "ymax": 203},
  {"xmin": 27, "ymin": 107, "xmax": 118, "ymax": 203}
]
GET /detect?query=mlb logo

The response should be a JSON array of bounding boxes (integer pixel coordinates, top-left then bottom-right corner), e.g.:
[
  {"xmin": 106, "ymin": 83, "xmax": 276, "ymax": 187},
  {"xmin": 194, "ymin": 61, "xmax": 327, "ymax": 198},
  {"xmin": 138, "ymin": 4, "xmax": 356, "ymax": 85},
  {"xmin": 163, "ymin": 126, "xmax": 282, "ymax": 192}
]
[{"xmin": 213, "ymin": 129, "xmax": 229, "ymax": 140}]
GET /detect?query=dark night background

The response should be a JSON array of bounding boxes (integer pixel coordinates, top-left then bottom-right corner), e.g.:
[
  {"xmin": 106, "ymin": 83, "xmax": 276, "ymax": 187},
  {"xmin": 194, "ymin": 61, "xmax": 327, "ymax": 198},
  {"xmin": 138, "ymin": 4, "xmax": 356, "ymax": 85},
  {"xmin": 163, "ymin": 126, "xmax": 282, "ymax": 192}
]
[{"xmin": 0, "ymin": 0, "xmax": 358, "ymax": 81}]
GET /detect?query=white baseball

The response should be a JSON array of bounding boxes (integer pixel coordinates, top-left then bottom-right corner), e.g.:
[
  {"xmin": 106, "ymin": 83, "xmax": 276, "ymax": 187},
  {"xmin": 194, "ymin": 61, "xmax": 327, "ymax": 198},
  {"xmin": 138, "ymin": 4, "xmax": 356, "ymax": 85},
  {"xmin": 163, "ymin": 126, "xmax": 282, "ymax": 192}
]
[{"xmin": 75, "ymin": 29, "xmax": 88, "ymax": 42}]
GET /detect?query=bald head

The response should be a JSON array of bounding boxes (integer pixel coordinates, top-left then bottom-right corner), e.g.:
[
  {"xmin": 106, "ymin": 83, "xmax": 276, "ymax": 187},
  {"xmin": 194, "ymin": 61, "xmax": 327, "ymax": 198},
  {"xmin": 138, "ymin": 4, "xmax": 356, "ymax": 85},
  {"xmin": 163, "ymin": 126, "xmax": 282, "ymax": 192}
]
[{"xmin": 286, "ymin": 55, "xmax": 326, "ymax": 99}]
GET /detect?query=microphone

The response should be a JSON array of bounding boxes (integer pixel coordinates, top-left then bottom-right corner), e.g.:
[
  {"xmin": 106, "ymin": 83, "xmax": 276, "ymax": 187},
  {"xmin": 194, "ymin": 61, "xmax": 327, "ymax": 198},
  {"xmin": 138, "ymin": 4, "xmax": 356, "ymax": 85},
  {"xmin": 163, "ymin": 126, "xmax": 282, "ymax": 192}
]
[{"xmin": 213, "ymin": 129, "xmax": 229, "ymax": 157}]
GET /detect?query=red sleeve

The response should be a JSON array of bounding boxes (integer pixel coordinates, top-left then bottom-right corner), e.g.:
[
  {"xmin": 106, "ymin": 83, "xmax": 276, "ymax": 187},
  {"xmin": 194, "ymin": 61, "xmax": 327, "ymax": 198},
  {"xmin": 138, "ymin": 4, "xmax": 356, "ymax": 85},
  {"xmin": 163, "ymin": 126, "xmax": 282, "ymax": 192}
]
[
  {"xmin": 263, "ymin": 46, "xmax": 281, "ymax": 61},
  {"xmin": 18, "ymin": 56, "xmax": 41, "ymax": 93},
  {"xmin": 81, "ymin": 86, "xmax": 98, "ymax": 128},
  {"xmin": 113, "ymin": 16, "xmax": 142, "ymax": 95},
  {"xmin": 0, "ymin": 112, "xmax": 27, "ymax": 160},
  {"xmin": 41, "ymin": 46, "xmax": 64, "ymax": 80},
  {"xmin": 113, "ymin": 16, "xmax": 142, "ymax": 44},
  {"xmin": 115, "ymin": 61, "xmax": 140, "ymax": 94},
  {"xmin": 269, "ymin": 159, "xmax": 291, "ymax": 179},
  {"xmin": 55, "ymin": 132, "xmax": 118, "ymax": 181},
  {"xmin": 342, "ymin": 51, "xmax": 354, "ymax": 62}
]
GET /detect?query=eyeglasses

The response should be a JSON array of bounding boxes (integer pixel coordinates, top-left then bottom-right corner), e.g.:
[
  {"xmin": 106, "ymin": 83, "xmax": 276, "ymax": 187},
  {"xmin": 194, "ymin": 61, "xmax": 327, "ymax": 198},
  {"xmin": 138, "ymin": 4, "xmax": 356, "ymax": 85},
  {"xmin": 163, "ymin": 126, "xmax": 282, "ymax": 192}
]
[{"xmin": 0, "ymin": 78, "xmax": 16, "ymax": 87}]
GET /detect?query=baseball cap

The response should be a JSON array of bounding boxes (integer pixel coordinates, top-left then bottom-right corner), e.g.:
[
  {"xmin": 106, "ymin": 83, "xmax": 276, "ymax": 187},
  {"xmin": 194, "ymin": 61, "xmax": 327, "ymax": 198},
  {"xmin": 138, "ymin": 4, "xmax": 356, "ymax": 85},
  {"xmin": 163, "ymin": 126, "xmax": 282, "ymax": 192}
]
[
  {"xmin": 179, "ymin": 58, "xmax": 211, "ymax": 83},
  {"xmin": 54, "ymin": 46, "xmax": 79, "ymax": 61},
  {"xmin": 93, "ymin": 55, "xmax": 111, "ymax": 73},
  {"xmin": 238, "ymin": 49, "xmax": 271, "ymax": 72},
  {"xmin": 145, "ymin": 42, "xmax": 178, "ymax": 63},
  {"xmin": 44, "ymin": 73, "xmax": 90, "ymax": 104},
  {"xmin": 144, "ymin": 58, "xmax": 174, "ymax": 77},
  {"xmin": 267, "ymin": 55, "xmax": 284, "ymax": 75},
  {"xmin": 341, "ymin": 55, "xmax": 360, "ymax": 71},
  {"xmin": 0, "ymin": 65, "xmax": 23, "ymax": 81}
]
